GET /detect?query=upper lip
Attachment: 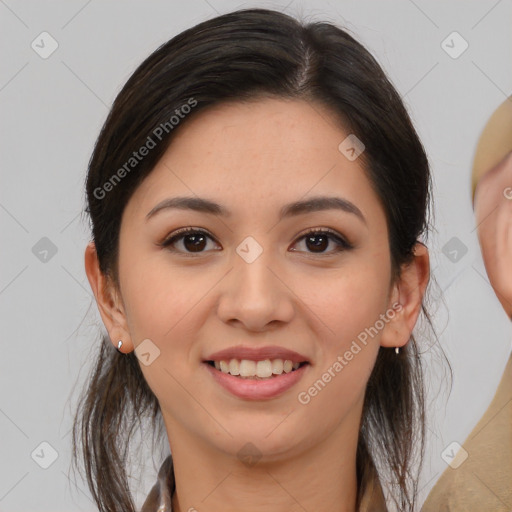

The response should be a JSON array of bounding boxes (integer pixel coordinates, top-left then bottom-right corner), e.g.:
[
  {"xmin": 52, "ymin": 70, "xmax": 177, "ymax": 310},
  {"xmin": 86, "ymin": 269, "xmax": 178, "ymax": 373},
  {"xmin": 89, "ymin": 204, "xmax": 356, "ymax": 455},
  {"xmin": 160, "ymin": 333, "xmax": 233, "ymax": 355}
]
[{"xmin": 204, "ymin": 345, "xmax": 310, "ymax": 364}]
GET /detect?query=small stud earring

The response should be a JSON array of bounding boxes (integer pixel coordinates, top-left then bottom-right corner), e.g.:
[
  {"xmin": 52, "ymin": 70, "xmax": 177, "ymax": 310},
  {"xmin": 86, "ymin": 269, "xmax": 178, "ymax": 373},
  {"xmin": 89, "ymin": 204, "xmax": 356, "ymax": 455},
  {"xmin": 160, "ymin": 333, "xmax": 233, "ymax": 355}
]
[
  {"xmin": 117, "ymin": 340, "xmax": 123, "ymax": 353},
  {"xmin": 395, "ymin": 347, "xmax": 400, "ymax": 355}
]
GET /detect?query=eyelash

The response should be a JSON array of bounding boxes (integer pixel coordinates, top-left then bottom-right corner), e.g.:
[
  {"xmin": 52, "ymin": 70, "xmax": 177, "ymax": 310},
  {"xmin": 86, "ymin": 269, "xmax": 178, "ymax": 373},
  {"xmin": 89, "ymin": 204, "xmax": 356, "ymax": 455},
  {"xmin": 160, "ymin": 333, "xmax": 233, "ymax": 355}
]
[{"xmin": 158, "ymin": 227, "xmax": 353, "ymax": 256}]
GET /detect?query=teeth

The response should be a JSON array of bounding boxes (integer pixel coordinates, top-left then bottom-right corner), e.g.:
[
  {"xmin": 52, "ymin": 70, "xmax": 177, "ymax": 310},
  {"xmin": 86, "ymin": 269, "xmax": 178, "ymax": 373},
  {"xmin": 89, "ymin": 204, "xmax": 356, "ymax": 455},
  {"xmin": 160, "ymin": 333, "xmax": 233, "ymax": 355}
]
[
  {"xmin": 213, "ymin": 358, "xmax": 302, "ymax": 378},
  {"xmin": 228, "ymin": 359, "xmax": 240, "ymax": 375},
  {"xmin": 239, "ymin": 360, "xmax": 256, "ymax": 377},
  {"xmin": 283, "ymin": 360, "xmax": 293, "ymax": 373},
  {"xmin": 256, "ymin": 360, "xmax": 272, "ymax": 378},
  {"xmin": 272, "ymin": 359, "xmax": 284, "ymax": 374}
]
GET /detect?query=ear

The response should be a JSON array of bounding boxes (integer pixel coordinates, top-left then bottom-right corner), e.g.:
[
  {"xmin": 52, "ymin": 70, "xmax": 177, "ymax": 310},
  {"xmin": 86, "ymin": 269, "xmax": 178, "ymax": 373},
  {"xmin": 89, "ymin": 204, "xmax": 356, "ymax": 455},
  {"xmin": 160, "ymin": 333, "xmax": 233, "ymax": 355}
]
[
  {"xmin": 380, "ymin": 242, "xmax": 430, "ymax": 348},
  {"xmin": 84, "ymin": 241, "xmax": 133, "ymax": 352}
]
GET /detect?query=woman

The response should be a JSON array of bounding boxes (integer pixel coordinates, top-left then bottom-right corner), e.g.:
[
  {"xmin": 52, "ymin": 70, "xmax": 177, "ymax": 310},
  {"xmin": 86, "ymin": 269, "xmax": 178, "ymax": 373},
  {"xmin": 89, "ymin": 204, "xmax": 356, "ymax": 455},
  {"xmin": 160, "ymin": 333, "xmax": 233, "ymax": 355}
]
[{"xmin": 73, "ymin": 8, "xmax": 431, "ymax": 512}]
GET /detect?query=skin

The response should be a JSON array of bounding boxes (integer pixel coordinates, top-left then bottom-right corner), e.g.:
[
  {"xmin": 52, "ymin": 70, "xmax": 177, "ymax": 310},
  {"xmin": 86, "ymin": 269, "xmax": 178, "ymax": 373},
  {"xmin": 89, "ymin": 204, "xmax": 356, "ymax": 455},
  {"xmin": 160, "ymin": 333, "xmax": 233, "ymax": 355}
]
[
  {"xmin": 471, "ymin": 96, "xmax": 512, "ymax": 203},
  {"xmin": 472, "ymin": 96, "xmax": 512, "ymax": 318},
  {"xmin": 474, "ymin": 151, "xmax": 512, "ymax": 317},
  {"xmin": 85, "ymin": 98, "xmax": 429, "ymax": 512}
]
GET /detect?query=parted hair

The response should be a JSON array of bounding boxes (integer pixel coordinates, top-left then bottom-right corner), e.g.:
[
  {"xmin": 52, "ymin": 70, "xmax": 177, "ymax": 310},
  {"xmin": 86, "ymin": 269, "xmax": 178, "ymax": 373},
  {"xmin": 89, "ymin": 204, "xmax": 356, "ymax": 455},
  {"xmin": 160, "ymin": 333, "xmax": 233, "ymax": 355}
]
[{"xmin": 73, "ymin": 8, "xmax": 433, "ymax": 511}]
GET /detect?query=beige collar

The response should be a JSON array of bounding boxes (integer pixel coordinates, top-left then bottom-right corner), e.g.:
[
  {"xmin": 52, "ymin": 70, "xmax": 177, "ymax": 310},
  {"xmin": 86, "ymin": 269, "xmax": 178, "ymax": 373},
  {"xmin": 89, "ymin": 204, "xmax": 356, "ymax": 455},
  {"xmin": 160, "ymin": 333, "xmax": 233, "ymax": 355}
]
[{"xmin": 141, "ymin": 455, "xmax": 388, "ymax": 511}]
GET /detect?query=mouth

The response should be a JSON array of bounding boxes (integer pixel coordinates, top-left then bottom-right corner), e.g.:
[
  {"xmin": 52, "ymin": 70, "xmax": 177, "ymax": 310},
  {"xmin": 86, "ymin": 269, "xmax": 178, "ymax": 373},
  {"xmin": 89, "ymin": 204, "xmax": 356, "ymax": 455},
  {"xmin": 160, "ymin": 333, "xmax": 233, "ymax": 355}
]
[
  {"xmin": 205, "ymin": 359, "xmax": 310, "ymax": 380},
  {"xmin": 203, "ymin": 358, "xmax": 311, "ymax": 400}
]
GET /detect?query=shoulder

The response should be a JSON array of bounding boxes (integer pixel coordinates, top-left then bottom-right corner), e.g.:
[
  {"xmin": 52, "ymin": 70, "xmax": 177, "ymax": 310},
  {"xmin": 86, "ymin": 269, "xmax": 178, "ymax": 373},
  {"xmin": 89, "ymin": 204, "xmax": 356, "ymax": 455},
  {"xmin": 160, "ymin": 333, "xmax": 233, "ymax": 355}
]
[
  {"xmin": 422, "ymin": 355, "xmax": 512, "ymax": 511},
  {"xmin": 359, "ymin": 472, "xmax": 388, "ymax": 512},
  {"xmin": 140, "ymin": 455, "xmax": 175, "ymax": 512}
]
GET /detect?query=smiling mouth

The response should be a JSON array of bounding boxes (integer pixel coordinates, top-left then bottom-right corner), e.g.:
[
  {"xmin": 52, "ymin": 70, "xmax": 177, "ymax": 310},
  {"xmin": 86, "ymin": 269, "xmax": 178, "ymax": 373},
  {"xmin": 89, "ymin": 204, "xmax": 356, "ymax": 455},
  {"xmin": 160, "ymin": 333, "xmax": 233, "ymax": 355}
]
[{"xmin": 205, "ymin": 359, "xmax": 310, "ymax": 380}]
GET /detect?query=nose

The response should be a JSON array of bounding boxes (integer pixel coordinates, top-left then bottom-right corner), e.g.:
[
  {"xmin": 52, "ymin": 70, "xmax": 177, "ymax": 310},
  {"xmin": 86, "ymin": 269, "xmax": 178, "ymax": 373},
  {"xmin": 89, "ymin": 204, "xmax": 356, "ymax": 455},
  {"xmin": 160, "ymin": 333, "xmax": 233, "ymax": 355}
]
[{"xmin": 216, "ymin": 245, "xmax": 295, "ymax": 332}]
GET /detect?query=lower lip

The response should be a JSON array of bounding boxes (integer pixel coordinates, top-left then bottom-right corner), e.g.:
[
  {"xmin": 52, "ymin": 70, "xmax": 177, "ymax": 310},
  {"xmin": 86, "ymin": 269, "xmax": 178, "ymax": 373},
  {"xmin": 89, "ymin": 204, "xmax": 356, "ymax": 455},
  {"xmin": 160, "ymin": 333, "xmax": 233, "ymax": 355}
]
[{"xmin": 203, "ymin": 362, "xmax": 309, "ymax": 400}]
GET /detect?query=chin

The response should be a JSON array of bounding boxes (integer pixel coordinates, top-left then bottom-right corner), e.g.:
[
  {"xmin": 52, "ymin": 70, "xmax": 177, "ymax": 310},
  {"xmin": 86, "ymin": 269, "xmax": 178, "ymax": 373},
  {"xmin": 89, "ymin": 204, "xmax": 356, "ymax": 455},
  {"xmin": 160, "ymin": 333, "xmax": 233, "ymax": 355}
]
[{"xmin": 208, "ymin": 420, "xmax": 307, "ymax": 460}]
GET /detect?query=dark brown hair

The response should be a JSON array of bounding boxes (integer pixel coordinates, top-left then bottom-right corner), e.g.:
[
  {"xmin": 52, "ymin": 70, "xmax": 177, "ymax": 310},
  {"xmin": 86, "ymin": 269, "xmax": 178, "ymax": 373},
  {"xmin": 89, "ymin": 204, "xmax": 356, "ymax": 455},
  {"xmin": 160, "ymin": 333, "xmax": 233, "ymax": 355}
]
[{"xmin": 73, "ymin": 8, "xmax": 433, "ymax": 511}]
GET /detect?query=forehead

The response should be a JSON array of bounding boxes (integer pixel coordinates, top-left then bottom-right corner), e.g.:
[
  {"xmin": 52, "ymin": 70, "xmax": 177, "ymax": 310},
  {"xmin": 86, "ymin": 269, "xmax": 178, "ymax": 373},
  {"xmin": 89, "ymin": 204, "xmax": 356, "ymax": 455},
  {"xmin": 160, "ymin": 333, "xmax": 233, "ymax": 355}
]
[{"xmin": 124, "ymin": 98, "xmax": 385, "ymax": 225}]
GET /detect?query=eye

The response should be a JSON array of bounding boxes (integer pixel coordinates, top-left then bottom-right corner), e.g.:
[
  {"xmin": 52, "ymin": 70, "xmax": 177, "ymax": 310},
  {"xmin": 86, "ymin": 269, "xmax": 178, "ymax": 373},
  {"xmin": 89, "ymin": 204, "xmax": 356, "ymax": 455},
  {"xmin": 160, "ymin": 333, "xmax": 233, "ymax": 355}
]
[
  {"xmin": 159, "ymin": 227, "xmax": 352, "ymax": 256},
  {"xmin": 290, "ymin": 228, "xmax": 352, "ymax": 255},
  {"xmin": 159, "ymin": 227, "xmax": 220, "ymax": 254}
]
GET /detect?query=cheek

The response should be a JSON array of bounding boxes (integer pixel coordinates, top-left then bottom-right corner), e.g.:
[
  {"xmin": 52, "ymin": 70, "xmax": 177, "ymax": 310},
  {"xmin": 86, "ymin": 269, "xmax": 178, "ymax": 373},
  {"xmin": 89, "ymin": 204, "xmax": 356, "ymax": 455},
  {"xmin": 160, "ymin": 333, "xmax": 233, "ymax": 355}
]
[
  {"xmin": 295, "ymin": 268, "xmax": 386, "ymax": 416},
  {"xmin": 294, "ymin": 258, "xmax": 389, "ymax": 408},
  {"xmin": 297, "ymin": 260, "xmax": 390, "ymax": 342},
  {"xmin": 118, "ymin": 249, "xmax": 203, "ymax": 346}
]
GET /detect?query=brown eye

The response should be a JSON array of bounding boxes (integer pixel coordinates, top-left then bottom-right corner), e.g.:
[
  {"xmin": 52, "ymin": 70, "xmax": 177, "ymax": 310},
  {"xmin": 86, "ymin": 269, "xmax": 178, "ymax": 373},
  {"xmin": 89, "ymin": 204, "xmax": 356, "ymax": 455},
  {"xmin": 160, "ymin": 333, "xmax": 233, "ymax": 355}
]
[
  {"xmin": 180, "ymin": 233, "xmax": 207, "ymax": 252},
  {"xmin": 291, "ymin": 229, "xmax": 352, "ymax": 255},
  {"xmin": 305, "ymin": 233, "xmax": 329, "ymax": 252},
  {"xmin": 160, "ymin": 228, "xmax": 220, "ymax": 254},
  {"xmin": 159, "ymin": 227, "xmax": 352, "ymax": 256}
]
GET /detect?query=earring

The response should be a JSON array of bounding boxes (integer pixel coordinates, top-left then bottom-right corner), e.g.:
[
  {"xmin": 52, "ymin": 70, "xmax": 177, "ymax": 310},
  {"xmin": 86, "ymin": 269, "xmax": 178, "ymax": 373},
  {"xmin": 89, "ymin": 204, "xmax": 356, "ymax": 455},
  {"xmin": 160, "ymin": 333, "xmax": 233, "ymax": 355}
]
[
  {"xmin": 117, "ymin": 340, "xmax": 123, "ymax": 353},
  {"xmin": 395, "ymin": 347, "xmax": 400, "ymax": 355}
]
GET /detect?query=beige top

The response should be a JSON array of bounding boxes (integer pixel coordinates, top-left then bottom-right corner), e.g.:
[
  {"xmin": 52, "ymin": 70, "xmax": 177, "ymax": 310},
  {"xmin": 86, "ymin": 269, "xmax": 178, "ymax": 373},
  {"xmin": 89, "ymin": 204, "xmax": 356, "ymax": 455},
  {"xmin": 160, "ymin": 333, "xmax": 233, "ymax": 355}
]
[
  {"xmin": 421, "ymin": 354, "xmax": 512, "ymax": 511},
  {"xmin": 140, "ymin": 455, "xmax": 388, "ymax": 511}
]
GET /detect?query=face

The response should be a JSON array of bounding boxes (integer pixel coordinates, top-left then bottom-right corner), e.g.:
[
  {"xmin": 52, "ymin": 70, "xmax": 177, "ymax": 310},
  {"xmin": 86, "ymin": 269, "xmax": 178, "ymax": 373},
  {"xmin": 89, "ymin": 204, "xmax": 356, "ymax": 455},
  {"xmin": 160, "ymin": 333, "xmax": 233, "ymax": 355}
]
[
  {"xmin": 474, "ymin": 151, "xmax": 512, "ymax": 317},
  {"xmin": 111, "ymin": 98, "xmax": 401, "ymax": 461}
]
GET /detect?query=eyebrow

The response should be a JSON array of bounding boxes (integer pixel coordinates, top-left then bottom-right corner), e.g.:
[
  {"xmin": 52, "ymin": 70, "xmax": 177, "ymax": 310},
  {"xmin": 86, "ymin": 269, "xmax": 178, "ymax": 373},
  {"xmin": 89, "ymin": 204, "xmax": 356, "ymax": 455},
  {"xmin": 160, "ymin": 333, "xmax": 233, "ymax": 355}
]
[{"xmin": 146, "ymin": 195, "xmax": 366, "ymax": 225}]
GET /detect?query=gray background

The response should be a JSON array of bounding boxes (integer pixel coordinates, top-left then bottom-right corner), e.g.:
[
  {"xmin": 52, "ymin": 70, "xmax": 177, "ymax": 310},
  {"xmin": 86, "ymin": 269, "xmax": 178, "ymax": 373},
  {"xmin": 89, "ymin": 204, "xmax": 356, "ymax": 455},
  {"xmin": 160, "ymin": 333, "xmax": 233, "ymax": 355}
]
[{"xmin": 1, "ymin": 0, "xmax": 511, "ymax": 510}]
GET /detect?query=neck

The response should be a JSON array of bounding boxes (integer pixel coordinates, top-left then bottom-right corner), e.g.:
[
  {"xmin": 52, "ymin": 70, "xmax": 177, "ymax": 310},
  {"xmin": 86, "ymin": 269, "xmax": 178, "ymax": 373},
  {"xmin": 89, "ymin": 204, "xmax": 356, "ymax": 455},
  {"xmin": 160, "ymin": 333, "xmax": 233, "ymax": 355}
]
[{"xmin": 166, "ymin": 413, "xmax": 361, "ymax": 512}]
